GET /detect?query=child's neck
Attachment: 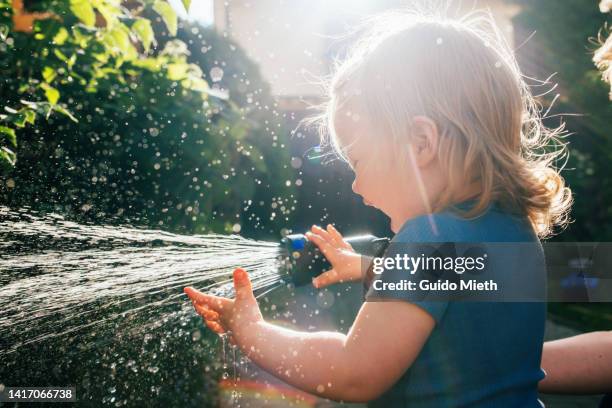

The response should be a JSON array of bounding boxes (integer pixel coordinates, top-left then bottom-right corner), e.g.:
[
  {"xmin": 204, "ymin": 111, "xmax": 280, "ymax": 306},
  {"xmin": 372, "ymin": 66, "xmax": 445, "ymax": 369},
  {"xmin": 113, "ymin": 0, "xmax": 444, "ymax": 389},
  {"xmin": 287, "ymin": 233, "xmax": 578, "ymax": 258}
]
[{"xmin": 451, "ymin": 181, "xmax": 482, "ymax": 207}]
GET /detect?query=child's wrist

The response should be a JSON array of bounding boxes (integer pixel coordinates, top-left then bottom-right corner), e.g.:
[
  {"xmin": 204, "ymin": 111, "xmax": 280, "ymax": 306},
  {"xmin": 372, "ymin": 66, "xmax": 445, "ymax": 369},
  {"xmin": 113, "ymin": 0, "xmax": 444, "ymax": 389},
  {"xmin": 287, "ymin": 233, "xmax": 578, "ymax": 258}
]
[
  {"xmin": 362, "ymin": 255, "xmax": 376, "ymax": 290},
  {"xmin": 233, "ymin": 320, "xmax": 267, "ymax": 359},
  {"xmin": 348, "ymin": 253, "xmax": 368, "ymax": 282},
  {"xmin": 231, "ymin": 319, "xmax": 264, "ymax": 346}
]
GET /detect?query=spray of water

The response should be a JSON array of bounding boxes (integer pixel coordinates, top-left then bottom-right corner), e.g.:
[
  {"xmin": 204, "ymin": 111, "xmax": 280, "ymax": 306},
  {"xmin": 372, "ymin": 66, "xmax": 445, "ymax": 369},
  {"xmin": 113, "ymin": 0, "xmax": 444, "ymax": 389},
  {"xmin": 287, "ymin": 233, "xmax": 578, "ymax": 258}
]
[{"xmin": 0, "ymin": 206, "xmax": 288, "ymax": 357}]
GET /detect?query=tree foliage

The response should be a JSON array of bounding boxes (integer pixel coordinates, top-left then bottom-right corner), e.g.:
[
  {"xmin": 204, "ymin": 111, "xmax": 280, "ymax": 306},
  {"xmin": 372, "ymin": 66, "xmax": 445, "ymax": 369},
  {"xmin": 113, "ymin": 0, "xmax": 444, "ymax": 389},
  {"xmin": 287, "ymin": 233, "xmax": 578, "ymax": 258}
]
[
  {"xmin": 0, "ymin": 2, "xmax": 296, "ymax": 405},
  {"xmin": 0, "ymin": 1, "xmax": 295, "ymax": 235},
  {"xmin": 0, "ymin": 0, "xmax": 206, "ymax": 169}
]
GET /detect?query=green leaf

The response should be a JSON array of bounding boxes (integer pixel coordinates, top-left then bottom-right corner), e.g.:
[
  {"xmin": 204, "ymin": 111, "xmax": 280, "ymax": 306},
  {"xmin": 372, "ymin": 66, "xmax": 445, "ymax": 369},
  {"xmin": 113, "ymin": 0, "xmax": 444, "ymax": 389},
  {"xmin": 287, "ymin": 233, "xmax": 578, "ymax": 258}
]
[
  {"xmin": 24, "ymin": 110, "xmax": 36, "ymax": 126},
  {"xmin": 182, "ymin": 0, "xmax": 191, "ymax": 12},
  {"xmin": 70, "ymin": 0, "xmax": 96, "ymax": 27},
  {"xmin": 131, "ymin": 58, "xmax": 163, "ymax": 71},
  {"xmin": 132, "ymin": 18, "xmax": 154, "ymax": 53},
  {"xmin": 85, "ymin": 78, "xmax": 99, "ymax": 93},
  {"xmin": 96, "ymin": 3, "xmax": 120, "ymax": 28},
  {"xmin": 92, "ymin": 51, "xmax": 110, "ymax": 64},
  {"xmin": 107, "ymin": 27, "xmax": 128, "ymax": 51},
  {"xmin": 0, "ymin": 146, "xmax": 16, "ymax": 168},
  {"xmin": 104, "ymin": 23, "xmax": 137, "ymax": 59},
  {"xmin": 0, "ymin": 126, "xmax": 17, "ymax": 147},
  {"xmin": 53, "ymin": 49, "xmax": 69, "ymax": 62},
  {"xmin": 153, "ymin": 1, "xmax": 178, "ymax": 36},
  {"xmin": 167, "ymin": 63, "xmax": 188, "ymax": 80},
  {"xmin": 72, "ymin": 25, "xmax": 95, "ymax": 48},
  {"xmin": 161, "ymin": 39, "xmax": 188, "ymax": 57},
  {"xmin": 41, "ymin": 83, "xmax": 60, "ymax": 105},
  {"xmin": 53, "ymin": 27, "xmax": 69, "ymax": 45},
  {"xmin": 53, "ymin": 105, "xmax": 78, "ymax": 123},
  {"xmin": 0, "ymin": 24, "xmax": 8, "ymax": 42},
  {"xmin": 67, "ymin": 53, "xmax": 77, "ymax": 69},
  {"xmin": 182, "ymin": 76, "xmax": 210, "ymax": 93},
  {"xmin": 42, "ymin": 66, "xmax": 57, "ymax": 83},
  {"xmin": 12, "ymin": 111, "xmax": 29, "ymax": 127}
]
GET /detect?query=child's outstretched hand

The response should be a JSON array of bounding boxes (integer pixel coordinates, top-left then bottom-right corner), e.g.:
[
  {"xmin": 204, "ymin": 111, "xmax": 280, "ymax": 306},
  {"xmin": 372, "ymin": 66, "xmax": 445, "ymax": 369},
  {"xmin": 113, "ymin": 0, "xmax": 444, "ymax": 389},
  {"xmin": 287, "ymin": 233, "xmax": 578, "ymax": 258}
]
[
  {"xmin": 306, "ymin": 224, "xmax": 363, "ymax": 288},
  {"xmin": 184, "ymin": 268, "xmax": 263, "ymax": 338}
]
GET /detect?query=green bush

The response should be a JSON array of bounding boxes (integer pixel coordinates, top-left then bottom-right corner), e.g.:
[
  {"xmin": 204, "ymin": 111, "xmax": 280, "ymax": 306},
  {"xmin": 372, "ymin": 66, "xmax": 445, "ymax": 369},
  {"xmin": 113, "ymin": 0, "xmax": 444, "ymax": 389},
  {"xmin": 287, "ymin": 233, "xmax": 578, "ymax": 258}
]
[
  {"xmin": 0, "ymin": 2, "xmax": 296, "ymax": 406},
  {"xmin": 0, "ymin": 0, "xmax": 295, "ymax": 236}
]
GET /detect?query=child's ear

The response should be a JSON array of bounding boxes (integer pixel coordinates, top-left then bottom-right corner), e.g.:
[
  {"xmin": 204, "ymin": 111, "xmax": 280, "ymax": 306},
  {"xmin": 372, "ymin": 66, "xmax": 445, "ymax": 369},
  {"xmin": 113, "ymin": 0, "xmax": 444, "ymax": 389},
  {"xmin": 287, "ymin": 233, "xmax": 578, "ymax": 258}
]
[{"xmin": 409, "ymin": 116, "xmax": 439, "ymax": 168}]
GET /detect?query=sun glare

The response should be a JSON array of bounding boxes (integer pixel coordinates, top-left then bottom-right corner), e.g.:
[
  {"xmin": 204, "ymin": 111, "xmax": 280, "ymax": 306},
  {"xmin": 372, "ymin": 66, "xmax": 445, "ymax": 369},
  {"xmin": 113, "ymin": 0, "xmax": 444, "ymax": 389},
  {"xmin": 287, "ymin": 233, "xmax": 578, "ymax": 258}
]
[{"xmin": 168, "ymin": 0, "xmax": 214, "ymax": 26}]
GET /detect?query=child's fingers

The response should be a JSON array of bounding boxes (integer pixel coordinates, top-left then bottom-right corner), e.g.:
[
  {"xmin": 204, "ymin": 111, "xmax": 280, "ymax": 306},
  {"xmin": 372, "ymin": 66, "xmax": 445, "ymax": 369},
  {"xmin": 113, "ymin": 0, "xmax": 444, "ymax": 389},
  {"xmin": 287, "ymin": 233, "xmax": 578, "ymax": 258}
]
[
  {"xmin": 184, "ymin": 287, "xmax": 232, "ymax": 311},
  {"xmin": 312, "ymin": 269, "xmax": 340, "ymax": 288},
  {"xmin": 194, "ymin": 302, "xmax": 220, "ymax": 321},
  {"xmin": 311, "ymin": 225, "xmax": 332, "ymax": 242},
  {"xmin": 184, "ymin": 286, "xmax": 208, "ymax": 303},
  {"xmin": 305, "ymin": 231, "xmax": 334, "ymax": 256},
  {"xmin": 233, "ymin": 268, "xmax": 255, "ymax": 302},
  {"xmin": 327, "ymin": 224, "xmax": 352, "ymax": 250},
  {"xmin": 204, "ymin": 319, "xmax": 226, "ymax": 334},
  {"xmin": 326, "ymin": 224, "xmax": 342, "ymax": 240}
]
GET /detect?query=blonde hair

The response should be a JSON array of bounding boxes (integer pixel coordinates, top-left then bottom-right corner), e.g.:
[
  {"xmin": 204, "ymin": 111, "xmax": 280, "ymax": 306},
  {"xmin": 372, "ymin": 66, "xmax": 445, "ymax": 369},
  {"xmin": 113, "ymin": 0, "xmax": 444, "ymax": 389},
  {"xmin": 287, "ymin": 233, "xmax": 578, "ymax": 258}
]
[{"xmin": 301, "ymin": 6, "xmax": 573, "ymax": 239}]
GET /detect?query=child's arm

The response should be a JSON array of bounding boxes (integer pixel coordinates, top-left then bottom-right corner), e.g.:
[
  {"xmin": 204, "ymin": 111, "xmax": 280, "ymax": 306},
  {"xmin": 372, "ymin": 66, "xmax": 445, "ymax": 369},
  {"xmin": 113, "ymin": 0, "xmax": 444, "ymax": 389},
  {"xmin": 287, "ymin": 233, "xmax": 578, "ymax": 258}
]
[
  {"xmin": 185, "ymin": 268, "xmax": 435, "ymax": 402},
  {"xmin": 540, "ymin": 331, "xmax": 612, "ymax": 394},
  {"xmin": 237, "ymin": 300, "xmax": 434, "ymax": 401}
]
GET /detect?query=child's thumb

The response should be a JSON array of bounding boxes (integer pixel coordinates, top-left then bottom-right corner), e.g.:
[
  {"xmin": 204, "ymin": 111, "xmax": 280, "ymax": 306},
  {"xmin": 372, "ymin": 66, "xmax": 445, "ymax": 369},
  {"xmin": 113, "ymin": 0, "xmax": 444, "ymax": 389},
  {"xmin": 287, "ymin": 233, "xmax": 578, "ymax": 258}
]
[{"xmin": 233, "ymin": 268, "xmax": 254, "ymax": 301}]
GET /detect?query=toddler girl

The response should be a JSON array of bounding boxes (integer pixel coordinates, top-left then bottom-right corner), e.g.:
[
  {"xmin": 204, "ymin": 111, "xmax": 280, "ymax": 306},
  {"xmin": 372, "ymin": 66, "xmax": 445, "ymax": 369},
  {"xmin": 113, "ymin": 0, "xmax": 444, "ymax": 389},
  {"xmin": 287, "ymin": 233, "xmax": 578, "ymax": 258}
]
[{"xmin": 185, "ymin": 7, "xmax": 572, "ymax": 407}]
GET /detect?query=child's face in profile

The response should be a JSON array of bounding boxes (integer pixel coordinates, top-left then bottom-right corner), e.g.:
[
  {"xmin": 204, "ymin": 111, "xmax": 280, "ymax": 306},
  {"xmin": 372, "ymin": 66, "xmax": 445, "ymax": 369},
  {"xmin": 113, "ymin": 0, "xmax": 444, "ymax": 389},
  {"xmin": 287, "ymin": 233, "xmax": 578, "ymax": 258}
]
[{"xmin": 333, "ymin": 103, "xmax": 440, "ymax": 232}]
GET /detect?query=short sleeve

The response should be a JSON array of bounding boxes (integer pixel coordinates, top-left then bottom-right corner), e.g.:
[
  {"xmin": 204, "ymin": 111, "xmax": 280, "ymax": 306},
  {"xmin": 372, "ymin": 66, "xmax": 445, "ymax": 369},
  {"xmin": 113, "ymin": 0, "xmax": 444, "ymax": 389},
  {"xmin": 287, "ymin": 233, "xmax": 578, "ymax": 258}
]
[
  {"xmin": 409, "ymin": 300, "xmax": 448, "ymax": 323},
  {"xmin": 365, "ymin": 219, "xmax": 455, "ymax": 324},
  {"xmin": 366, "ymin": 284, "xmax": 449, "ymax": 323}
]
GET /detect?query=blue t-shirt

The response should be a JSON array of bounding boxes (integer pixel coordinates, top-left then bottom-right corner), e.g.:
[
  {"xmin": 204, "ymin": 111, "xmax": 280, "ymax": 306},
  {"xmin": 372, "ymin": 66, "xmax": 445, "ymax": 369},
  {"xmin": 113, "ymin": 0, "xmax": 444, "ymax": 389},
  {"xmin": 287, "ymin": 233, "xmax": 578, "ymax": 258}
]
[{"xmin": 366, "ymin": 200, "xmax": 546, "ymax": 407}]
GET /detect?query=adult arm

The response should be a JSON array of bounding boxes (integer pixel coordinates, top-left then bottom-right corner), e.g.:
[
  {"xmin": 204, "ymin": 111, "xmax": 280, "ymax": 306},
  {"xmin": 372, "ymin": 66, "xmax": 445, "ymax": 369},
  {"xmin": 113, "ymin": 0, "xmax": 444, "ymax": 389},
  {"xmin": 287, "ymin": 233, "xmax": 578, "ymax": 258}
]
[{"xmin": 540, "ymin": 331, "xmax": 612, "ymax": 394}]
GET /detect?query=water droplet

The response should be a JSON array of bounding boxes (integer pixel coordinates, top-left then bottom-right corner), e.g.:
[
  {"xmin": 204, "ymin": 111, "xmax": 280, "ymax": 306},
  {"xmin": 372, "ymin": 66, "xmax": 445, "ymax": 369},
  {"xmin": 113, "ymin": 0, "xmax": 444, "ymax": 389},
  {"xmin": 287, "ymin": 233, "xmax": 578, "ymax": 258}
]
[
  {"xmin": 210, "ymin": 66, "xmax": 224, "ymax": 82},
  {"xmin": 192, "ymin": 330, "xmax": 201, "ymax": 341},
  {"xmin": 290, "ymin": 157, "xmax": 302, "ymax": 169}
]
